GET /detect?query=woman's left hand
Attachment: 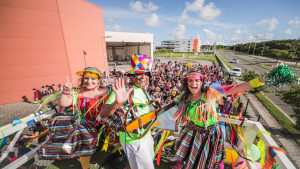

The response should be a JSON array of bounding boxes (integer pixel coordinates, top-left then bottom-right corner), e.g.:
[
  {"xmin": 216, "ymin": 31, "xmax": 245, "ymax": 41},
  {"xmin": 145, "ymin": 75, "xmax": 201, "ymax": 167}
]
[{"xmin": 271, "ymin": 62, "xmax": 283, "ymax": 70}]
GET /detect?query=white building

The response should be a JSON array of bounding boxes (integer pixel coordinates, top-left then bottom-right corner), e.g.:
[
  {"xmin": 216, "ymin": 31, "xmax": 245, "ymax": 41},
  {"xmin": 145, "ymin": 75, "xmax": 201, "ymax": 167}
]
[
  {"xmin": 161, "ymin": 40, "xmax": 175, "ymax": 49},
  {"xmin": 173, "ymin": 38, "xmax": 201, "ymax": 52},
  {"xmin": 105, "ymin": 31, "xmax": 153, "ymax": 61}
]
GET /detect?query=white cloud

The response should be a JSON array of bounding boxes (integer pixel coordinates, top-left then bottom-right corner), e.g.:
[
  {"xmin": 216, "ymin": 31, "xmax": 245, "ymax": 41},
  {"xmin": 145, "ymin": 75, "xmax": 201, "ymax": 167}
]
[
  {"xmin": 129, "ymin": 1, "xmax": 159, "ymax": 13},
  {"xmin": 288, "ymin": 17, "xmax": 300, "ymax": 26},
  {"xmin": 168, "ymin": 24, "xmax": 186, "ymax": 39},
  {"xmin": 103, "ymin": 7, "xmax": 143, "ymax": 20},
  {"xmin": 106, "ymin": 25, "xmax": 122, "ymax": 32},
  {"xmin": 203, "ymin": 28, "xmax": 217, "ymax": 42},
  {"xmin": 255, "ymin": 18, "xmax": 279, "ymax": 32},
  {"xmin": 233, "ymin": 29, "xmax": 249, "ymax": 35},
  {"xmin": 184, "ymin": 0, "xmax": 221, "ymax": 21},
  {"xmin": 234, "ymin": 29, "xmax": 243, "ymax": 34},
  {"xmin": 105, "ymin": 17, "xmax": 114, "ymax": 22},
  {"xmin": 285, "ymin": 29, "xmax": 292, "ymax": 35},
  {"xmin": 248, "ymin": 33, "xmax": 274, "ymax": 41},
  {"xmin": 178, "ymin": 10, "xmax": 189, "ymax": 22},
  {"xmin": 145, "ymin": 13, "xmax": 162, "ymax": 27}
]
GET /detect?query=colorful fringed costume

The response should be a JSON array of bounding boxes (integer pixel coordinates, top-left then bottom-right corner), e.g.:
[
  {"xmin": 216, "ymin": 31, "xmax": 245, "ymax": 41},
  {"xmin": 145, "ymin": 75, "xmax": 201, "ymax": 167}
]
[
  {"xmin": 38, "ymin": 89, "xmax": 108, "ymax": 160},
  {"xmin": 173, "ymin": 91, "xmax": 225, "ymax": 169}
]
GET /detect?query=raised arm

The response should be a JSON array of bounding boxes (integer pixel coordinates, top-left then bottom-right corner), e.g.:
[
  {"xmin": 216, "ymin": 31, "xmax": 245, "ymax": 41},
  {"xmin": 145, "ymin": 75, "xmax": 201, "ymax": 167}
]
[
  {"xmin": 226, "ymin": 77, "xmax": 264, "ymax": 96},
  {"xmin": 58, "ymin": 76, "xmax": 74, "ymax": 107},
  {"xmin": 99, "ymin": 78, "xmax": 133, "ymax": 118},
  {"xmin": 226, "ymin": 62, "xmax": 282, "ymax": 96}
]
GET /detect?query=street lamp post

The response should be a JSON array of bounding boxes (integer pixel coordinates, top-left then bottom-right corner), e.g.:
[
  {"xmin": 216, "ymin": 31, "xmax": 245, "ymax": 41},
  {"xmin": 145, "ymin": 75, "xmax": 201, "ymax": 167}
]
[
  {"xmin": 261, "ymin": 42, "xmax": 265, "ymax": 56},
  {"xmin": 252, "ymin": 42, "xmax": 257, "ymax": 56},
  {"xmin": 248, "ymin": 43, "xmax": 251, "ymax": 54},
  {"xmin": 101, "ymin": 35, "xmax": 112, "ymax": 81},
  {"xmin": 252, "ymin": 35, "xmax": 259, "ymax": 60},
  {"xmin": 233, "ymin": 44, "xmax": 235, "ymax": 54}
]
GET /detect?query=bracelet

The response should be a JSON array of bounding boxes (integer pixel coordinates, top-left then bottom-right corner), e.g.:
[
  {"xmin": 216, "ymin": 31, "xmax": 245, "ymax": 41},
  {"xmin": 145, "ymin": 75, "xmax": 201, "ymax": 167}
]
[
  {"xmin": 249, "ymin": 78, "xmax": 264, "ymax": 88},
  {"xmin": 62, "ymin": 91, "xmax": 70, "ymax": 95}
]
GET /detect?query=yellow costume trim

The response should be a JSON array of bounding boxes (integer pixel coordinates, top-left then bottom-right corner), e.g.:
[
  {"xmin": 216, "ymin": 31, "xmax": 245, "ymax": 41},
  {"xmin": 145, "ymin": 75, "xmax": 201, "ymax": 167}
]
[{"xmin": 249, "ymin": 78, "xmax": 264, "ymax": 88}]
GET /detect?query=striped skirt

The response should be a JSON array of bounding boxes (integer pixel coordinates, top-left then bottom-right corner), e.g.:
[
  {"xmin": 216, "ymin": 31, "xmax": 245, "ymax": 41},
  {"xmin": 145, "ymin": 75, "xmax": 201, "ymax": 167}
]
[
  {"xmin": 174, "ymin": 122, "xmax": 224, "ymax": 169},
  {"xmin": 38, "ymin": 113, "xmax": 98, "ymax": 160}
]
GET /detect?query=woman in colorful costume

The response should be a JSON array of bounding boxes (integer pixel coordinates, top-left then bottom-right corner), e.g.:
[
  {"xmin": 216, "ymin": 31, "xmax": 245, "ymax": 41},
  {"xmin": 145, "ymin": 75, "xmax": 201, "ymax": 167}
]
[
  {"xmin": 38, "ymin": 67, "xmax": 108, "ymax": 169},
  {"xmin": 172, "ymin": 69, "xmax": 271, "ymax": 169}
]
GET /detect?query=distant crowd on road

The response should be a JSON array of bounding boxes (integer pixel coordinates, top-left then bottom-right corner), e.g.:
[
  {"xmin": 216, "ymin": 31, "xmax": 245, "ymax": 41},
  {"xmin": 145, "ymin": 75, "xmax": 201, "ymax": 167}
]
[
  {"xmin": 32, "ymin": 84, "xmax": 63, "ymax": 101},
  {"xmin": 147, "ymin": 61, "xmax": 234, "ymax": 105},
  {"xmin": 109, "ymin": 60, "xmax": 237, "ymax": 116}
]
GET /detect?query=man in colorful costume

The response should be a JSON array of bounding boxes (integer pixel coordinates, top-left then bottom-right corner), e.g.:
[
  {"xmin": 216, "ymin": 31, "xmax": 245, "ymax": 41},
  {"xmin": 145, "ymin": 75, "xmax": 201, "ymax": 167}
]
[{"xmin": 100, "ymin": 54, "xmax": 156, "ymax": 169}]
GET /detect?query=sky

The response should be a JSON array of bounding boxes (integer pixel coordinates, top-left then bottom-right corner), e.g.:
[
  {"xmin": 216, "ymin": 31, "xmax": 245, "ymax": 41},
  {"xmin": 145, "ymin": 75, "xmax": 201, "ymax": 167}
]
[{"xmin": 88, "ymin": 0, "xmax": 300, "ymax": 46}]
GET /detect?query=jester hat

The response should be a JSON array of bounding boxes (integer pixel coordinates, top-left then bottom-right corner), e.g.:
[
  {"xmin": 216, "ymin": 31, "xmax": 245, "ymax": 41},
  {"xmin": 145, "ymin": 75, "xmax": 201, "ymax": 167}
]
[
  {"xmin": 76, "ymin": 67, "xmax": 103, "ymax": 78},
  {"xmin": 126, "ymin": 54, "xmax": 153, "ymax": 75}
]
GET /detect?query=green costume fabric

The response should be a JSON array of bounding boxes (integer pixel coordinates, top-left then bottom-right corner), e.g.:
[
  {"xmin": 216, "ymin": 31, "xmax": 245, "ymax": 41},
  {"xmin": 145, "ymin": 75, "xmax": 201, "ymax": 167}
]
[
  {"xmin": 188, "ymin": 94, "xmax": 217, "ymax": 127},
  {"xmin": 105, "ymin": 85, "xmax": 151, "ymax": 144}
]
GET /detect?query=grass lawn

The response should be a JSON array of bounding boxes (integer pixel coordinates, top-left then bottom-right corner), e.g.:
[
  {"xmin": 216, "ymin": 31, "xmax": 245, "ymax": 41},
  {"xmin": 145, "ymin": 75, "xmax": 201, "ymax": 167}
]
[
  {"xmin": 154, "ymin": 52, "xmax": 214, "ymax": 58},
  {"xmin": 254, "ymin": 92, "xmax": 300, "ymax": 145},
  {"xmin": 217, "ymin": 54, "xmax": 233, "ymax": 69},
  {"xmin": 194, "ymin": 56, "xmax": 218, "ymax": 65}
]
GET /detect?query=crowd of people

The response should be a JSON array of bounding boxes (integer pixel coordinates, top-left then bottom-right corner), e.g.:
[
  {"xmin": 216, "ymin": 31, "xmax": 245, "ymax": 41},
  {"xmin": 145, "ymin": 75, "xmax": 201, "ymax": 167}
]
[
  {"xmin": 32, "ymin": 84, "xmax": 63, "ymax": 101},
  {"xmin": 147, "ymin": 61, "xmax": 234, "ymax": 110}
]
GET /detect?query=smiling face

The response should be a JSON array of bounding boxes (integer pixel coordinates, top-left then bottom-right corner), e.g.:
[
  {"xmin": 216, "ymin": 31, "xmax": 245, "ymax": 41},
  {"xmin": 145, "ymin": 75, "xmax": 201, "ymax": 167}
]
[
  {"xmin": 186, "ymin": 73, "xmax": 203, "ymax": 95},
  {"xmin": 83, "ymin": 73, "xmax": 100, "ymax": 90},
  {"xmin": 188, "ymin": 78, "xmax": 202, "ymax": 95},
  {"xmin": 131, "ymin": 73, "xmax": 149, "ymax": 88}
]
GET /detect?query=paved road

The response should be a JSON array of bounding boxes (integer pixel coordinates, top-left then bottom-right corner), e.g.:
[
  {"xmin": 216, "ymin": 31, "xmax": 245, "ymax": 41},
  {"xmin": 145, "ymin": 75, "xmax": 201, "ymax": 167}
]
[
  {"xmin": 218, "ymin": 50, "xmax": 297, "ymax": 123},
  {"xmin": 231, "ymin": 51, "xmax": 300, "ymax": 75}
]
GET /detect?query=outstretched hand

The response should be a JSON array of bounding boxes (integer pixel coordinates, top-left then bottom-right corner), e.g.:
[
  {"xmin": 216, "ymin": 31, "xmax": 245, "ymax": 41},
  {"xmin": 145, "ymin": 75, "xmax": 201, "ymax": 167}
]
[
  {"xmin": 64, "ymin": 76, "xmax": 75, "ymax": 91},
  {"xmin": 271, "ymin": 62, "xmax": 283, "ymax": 70},
  {"xmin": 112, "ymin": 78, "xmax": 133, "ymax": 105}
]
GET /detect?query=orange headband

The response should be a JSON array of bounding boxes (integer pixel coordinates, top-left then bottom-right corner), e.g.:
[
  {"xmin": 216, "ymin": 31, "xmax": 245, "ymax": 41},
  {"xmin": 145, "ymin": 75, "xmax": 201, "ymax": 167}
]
[{"xmin": 84, "ymin": 72, "xmax": 99, "ymax": 79}]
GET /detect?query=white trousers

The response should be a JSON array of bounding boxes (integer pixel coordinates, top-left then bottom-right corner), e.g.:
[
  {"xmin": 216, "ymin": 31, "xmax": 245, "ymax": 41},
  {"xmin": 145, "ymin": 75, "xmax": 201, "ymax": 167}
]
[{"xmin": 121, "ymin": 136, "xmax": 155, "ymax": 169}]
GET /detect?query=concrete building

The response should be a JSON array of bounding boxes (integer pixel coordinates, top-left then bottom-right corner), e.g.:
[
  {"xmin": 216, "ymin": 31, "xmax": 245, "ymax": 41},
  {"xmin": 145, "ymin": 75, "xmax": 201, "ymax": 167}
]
[
  {"xmin": 105, "ymin": 31, "xmax": 153, "ymax": 62},
  {"xmin": 173, "ymin": 38, "xmax": 201, "ymax": 52},
  {"xmin": 157, "ymin": 38, "xmax": 201, "ymax": 52},
  {"xmin": 0, "ymin": 0, "xmax": 107, "ymax": 104},
  {"xmin": 161, "ymin": 40, "xmax": 175, "ymax": 49}
]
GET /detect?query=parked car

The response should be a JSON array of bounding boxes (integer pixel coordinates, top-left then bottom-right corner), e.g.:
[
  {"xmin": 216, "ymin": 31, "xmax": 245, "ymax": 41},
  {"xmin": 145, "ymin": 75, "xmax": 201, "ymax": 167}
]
[
  {"xmin": 232, "ymin": 59, "xmax": 239, "ymax": 63},
  {"xmin": 230, "ymin": 67, "xmax": 242, "ymax": 76}
]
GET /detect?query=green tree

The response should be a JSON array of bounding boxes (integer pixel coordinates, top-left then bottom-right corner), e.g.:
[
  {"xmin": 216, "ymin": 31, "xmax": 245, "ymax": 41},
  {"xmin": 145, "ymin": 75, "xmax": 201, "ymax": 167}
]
[
  {"xmin": 276, "ymin": 84, "xmax": 300, "ymax": 129},
  {"xmin": 239, "ymin": 69, "xmax": 268, "ymax": 93}
]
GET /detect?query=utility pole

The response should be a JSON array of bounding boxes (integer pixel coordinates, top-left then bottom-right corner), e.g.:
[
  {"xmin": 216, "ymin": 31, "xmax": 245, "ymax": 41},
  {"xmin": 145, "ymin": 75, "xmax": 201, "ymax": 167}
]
[
  {"xmin": 253, "ymin": 42, "xmax": 257, "ymax": 55},
  {"xmin": 261, "ymin": 42, "xmax": 265, "ymax": 56},
  {"xmin": 248, "ymin": 43, "xmax": 251, "ymax": 53}
]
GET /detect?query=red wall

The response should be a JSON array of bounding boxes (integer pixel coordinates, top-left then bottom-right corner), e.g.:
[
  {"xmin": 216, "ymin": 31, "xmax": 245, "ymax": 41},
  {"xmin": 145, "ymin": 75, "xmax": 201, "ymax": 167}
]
[
  {"xmin": 193, "ymin": 39, "xmax": 199, "ymax": 52},
  {"xmin": 0, "ymin": 0, "xmax": 107, "ymax": 104}
]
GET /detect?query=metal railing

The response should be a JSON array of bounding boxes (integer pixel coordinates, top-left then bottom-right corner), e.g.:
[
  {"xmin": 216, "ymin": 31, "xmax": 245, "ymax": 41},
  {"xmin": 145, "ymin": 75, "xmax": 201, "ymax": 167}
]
[{"xmin": 1, "ymin": 109, "xmax": 296, "ymax": 169}]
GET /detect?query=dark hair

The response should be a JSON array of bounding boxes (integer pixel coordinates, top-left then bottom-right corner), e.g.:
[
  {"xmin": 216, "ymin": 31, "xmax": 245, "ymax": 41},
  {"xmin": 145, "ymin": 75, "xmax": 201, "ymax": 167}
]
[
  {"xmin": 35, "ymin": 121, "xmax": 41, "ymax": 126},
  {"xmin": 181, "ymin": 71, "xmax": 208, "ymax": 99},
  {"xmin": 8, "ymin": 152, "xmax": 15, "ymax": 158},
  {"xmin": 16, "ymin": 140, "xmax": 24, "ymax": 146},
  {"xmin": 237, "ymin": 102, "xmax": 244, "ymax": 112}
]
